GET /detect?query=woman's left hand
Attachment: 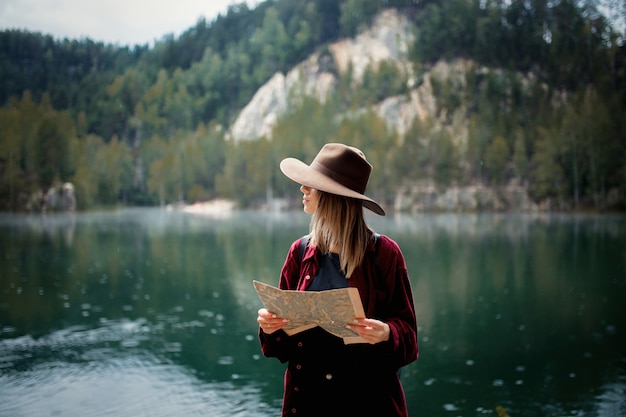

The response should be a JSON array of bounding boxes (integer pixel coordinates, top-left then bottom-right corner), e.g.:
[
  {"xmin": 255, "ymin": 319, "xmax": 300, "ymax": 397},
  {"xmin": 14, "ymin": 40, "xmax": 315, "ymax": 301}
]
[{"xmin": 347, "ymin": 318, "xmax": 390, "ymax": 344}]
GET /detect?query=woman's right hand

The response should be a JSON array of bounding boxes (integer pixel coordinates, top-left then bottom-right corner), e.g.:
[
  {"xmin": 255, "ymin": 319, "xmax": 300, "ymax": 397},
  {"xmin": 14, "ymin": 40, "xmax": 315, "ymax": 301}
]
[{"xmin": 257, "ymin": 308, "xmax": 289, "ymax": 334}]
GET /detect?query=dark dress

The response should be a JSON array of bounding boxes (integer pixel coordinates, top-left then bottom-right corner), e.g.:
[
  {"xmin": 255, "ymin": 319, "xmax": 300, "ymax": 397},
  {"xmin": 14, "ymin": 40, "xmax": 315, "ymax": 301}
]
[{"xmin": 259, "ymin": 232, "xmax": 418, "ymax": 417}]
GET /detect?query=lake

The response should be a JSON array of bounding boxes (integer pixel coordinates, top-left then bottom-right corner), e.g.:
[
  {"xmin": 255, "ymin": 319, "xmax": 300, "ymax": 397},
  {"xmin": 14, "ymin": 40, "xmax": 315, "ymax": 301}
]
[{"xmin": 1, "ymin": 209, "xmax": 625, "ymax": 417}]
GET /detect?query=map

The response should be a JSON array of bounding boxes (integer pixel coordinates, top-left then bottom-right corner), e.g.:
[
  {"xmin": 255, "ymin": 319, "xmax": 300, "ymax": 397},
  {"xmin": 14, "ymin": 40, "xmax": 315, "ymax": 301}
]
[{"xmin": 253, "ymin": 280, "xmax": 367, "ymax": 344}]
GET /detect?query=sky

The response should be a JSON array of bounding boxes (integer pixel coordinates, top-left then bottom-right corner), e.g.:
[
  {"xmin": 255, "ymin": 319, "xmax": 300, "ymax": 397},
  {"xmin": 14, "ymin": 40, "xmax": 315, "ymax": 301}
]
[{"xmin": 0, "ymin": 0, "xmax": 263, "ymax": 46}]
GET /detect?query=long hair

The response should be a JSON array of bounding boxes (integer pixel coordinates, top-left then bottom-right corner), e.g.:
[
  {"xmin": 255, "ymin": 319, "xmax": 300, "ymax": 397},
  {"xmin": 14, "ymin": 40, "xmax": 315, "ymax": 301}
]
[{"xmin": 309, "ymin": 191, "xmax": 371, "ymax": 277}]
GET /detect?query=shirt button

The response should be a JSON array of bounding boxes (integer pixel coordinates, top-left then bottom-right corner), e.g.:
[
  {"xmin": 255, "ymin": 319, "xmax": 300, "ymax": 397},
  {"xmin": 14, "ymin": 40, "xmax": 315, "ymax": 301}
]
[
  {"xmin": 291, "ymin": 408, "xmax": 297, "ymax": 414},
  {"xmin": 297, "ymin": 342, "xmax": 303, "ymax": 347},
  {"xmin": 325, "ymin": 373, "xmax": 333, "ymax": 380},
  {"xmin": 296, "ymin": 364, "xmax": 302, "ymax": 370},
  {"xmin": 294, "ymin": 387, "xmax": 299, "ymax": 392},
  {"xmin": 305, "ymin": 275, "xmax": 311, "ymax": 280}
]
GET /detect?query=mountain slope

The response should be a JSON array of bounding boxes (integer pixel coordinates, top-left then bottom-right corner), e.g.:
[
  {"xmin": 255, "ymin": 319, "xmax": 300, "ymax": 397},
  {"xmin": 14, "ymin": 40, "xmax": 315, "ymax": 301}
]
[{"xmin": 228, "ymin": 9, "xmax": 415, "ymax": 141}]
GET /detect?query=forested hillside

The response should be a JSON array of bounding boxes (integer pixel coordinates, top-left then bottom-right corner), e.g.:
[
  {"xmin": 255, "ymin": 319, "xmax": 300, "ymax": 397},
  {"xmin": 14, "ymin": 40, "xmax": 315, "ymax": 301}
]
[{"xmin": 0, "ymin": 0, "xmax": 624, "ymax": 212}]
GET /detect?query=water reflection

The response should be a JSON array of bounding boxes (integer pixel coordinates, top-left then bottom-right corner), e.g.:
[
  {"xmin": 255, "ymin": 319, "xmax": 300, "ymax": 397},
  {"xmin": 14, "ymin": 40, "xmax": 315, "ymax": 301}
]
[
  {"xmin": 0, "ymin": 320, "xmax": 275, "ymax": 417},
  {"xmin": 0, "ymin": 210, "xmax": 625, "ymax": 417},
  {"xmin": 381, "ymin": 213, "xmax": 626, "ymax": 417}
]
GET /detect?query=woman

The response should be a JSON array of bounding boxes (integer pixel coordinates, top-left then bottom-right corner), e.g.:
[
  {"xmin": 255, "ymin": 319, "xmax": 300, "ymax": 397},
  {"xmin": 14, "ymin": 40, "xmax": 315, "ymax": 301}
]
[{"xmin": 257, "ymin": 143, "xmax": 418, "ymax": 417}]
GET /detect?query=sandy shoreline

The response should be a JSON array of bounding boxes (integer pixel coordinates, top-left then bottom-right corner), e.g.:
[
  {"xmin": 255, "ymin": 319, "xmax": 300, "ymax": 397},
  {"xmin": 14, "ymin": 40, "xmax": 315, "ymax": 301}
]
[{"xmin": 167, "ymin": 199, "xmax": 236, "ymax": 216}]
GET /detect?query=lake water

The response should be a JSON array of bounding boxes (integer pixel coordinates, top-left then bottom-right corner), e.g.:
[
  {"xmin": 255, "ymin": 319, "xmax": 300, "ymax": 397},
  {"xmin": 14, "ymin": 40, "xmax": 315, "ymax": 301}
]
[{"xmin": 0, "ymin": 209, "xmax": 625, "ymax": 417}]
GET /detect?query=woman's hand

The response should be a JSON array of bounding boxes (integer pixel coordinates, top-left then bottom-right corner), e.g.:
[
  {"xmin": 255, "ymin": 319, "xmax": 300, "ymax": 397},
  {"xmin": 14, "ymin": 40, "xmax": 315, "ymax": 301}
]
[
  {"xmin": 347, "ymin": 318, "xmax": 390, "ymax": 344},
  {"xmin": 257, "ymin": 308, "xmax": 289, "ymax": 334}
]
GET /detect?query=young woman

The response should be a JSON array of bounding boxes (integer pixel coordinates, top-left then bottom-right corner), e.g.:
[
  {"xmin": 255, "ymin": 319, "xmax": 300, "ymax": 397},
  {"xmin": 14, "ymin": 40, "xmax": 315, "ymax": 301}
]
[{"xmin": 257, "ymin": 143, "xmax": 418, "ymax": 417}]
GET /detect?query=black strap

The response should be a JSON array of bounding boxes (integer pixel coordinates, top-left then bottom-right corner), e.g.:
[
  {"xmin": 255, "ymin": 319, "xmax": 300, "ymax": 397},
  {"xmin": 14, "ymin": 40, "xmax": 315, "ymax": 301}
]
[
  {"xmin": 371, "ymin": 233, "xmax": 388, "ymax": 291},
  {"xmin": 371, "ymin": 232, "xmax": 381, "ymax": 282},
  {"xmin": 298, "ymin": 234, "xmax": 309, "ymax": 264}
]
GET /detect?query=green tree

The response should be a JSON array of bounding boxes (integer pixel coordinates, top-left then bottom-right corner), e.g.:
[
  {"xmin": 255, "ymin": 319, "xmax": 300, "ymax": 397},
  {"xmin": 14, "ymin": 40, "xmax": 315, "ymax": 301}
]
[
  {"xmin": 359, "ymin": 60, "xmax": 409, "ymax": 105},
  {"xmin": 101, "ymin": 68, "xmax": 149, "ymax": 142},
  {"xmin": 559, "ymin": 99, "xmax": 589, "ymax": 207},
  {"xmin": 391, "ymin": 119, "xmax": 428, "ymax": 183},
  {"xmin": 184, "ymin": 49, "xmax": 226, "ymax": 125},
  {"xmin": 72, "ymin": 134, "xmax": 131, "ymax": 208},
  {"xmin": 34, "ymin": 113, "xmax": 73, "ymax": 188},
  {"xmin": 531, "ymin": 127, "xmax": 568, "ymax": 208},
  {"xmin": 512, "ymin": 130, "xmax": 529, "ymax": 185},
  {"xmin": 339, "ymin": 0, "xmax": 381, "ymax": 37},
  {"xmin": 0, "ymin": 102, "xmax": 23, "ymax": 209},
  {"xmin": 182, "ymin": 123, "xmax": 226, "ymax": 202},
  {"xmin": 164, "ymin": 71, "xmax": 194, "ymax": 132},
  {"xmin": 216, "ymin": 139, "xmax": 271, "ymax": 207},
  {"xmin": 432, "ymin": 130, "xmax": 461, "ymax": 187},
  {"xmin": 0, "ymin": 91, "xmax": 79, "ymax": 208},
  {"xmin": 147, "ymin": 139, "xmax": 180, "ymax": 204},
  {"xmin": 484, "ymin": 135, "xmax": 510, "ymax": 185},
  {"xmin": 250, "ymin": 7, "xmax": 290, "ymax": 84},
  {"xmin": 575, "ymin": 87, "xmax": 616, "ymax": 208},
  {"xmin": 144, "ymin": 135, "xmax": 168, "ymax": 206},
  {"xmin": 466, "ymin": 116, "xmax": 491, "ymax": 184}
]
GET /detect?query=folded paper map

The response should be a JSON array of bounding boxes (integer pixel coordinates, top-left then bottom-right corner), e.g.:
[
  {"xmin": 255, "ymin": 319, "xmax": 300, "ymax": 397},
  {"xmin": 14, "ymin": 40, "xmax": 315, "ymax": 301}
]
[{"xmin": 253, "ymin": 280, "xmax": 366, "ymax": 344}]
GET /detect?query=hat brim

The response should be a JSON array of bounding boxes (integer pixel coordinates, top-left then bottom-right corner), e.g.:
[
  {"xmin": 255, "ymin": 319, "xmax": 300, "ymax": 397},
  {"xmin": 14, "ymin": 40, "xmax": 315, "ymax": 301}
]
[{"xmin": 280, "ymin": 158, "xmax": 385, "ymax": 216}]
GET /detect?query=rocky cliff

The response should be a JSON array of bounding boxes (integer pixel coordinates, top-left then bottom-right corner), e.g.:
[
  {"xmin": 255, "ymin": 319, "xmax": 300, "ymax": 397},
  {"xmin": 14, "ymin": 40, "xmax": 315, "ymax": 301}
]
[
  {"xmin": 227, "ymin": 9, "xmax": 536, "ymax": 212},
  {"xmin": 227, "ymin": 9, "xmax": 418, "ymax": 141}
]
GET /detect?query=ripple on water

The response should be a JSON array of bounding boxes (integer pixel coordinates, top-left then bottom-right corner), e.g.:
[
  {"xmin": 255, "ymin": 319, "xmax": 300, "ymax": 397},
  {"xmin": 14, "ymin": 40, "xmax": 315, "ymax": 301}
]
[
  {"xmin": 595, "ymin": 382, "xmax": 626, "ymax": 416},
  {"xmin": 0, "ymin": 321, "xmax": 278, "ymax": 417},
  {"xmin": 0, "ymin": 357, "xmax": 274, "ymax": 416}
]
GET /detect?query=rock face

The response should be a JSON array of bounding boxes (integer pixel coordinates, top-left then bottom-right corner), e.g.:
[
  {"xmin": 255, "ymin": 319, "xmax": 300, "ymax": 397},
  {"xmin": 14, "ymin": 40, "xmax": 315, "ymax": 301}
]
[
  {"xmin": 227, "ymin": 9, "xmax": 416, "ymax": 141},
  {"xmin": 44, "ymin": 183, "xmax": 76, "ymax": 212},
  {"xmin": 227, "ymin": 58, "xmax": 336, "ymax": 141},
  {"xmin": 25, "ymin": 183, "xmax": 77, "ymax": 212},
  {"xmin": 226, "ymin": 9, "xmax": 476, "ymax": 142},
  {"xmin": 394, "ymin": 184, "xmax": 537, "ymax": 213},
  {"xmin": 328, "ymin": 8, "xmax": 414, "ymax": 84}
]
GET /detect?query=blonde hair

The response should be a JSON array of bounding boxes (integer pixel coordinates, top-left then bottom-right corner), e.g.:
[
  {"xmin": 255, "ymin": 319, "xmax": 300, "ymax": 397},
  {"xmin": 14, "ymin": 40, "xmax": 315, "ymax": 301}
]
[{"xmin": 309, "ymin": 191, "xmax": 371, "ymax": 277}]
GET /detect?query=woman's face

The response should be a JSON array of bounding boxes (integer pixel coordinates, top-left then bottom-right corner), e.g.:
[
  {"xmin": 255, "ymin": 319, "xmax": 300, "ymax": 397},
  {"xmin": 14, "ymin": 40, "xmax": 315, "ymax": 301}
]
[{"xmin": 300, "ymin": 185, "xmax": 319, "ymax": 214}]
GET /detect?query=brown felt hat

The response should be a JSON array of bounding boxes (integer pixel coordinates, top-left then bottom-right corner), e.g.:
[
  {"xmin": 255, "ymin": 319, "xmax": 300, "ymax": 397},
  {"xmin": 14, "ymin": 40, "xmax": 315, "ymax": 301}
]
[{"xmin": 279, "ymin": 143, "xmax": 385, "ymax": 216}]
